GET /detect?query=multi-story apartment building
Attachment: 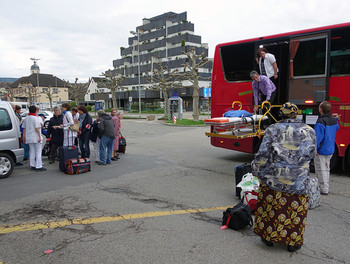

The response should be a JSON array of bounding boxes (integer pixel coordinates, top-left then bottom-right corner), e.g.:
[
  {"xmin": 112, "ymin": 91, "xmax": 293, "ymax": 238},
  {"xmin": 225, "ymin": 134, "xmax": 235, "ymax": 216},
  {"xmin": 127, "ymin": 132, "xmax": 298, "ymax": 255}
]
[{"xmin": 110, "ymin": 11, "xmax": 212, "ymax": 111}]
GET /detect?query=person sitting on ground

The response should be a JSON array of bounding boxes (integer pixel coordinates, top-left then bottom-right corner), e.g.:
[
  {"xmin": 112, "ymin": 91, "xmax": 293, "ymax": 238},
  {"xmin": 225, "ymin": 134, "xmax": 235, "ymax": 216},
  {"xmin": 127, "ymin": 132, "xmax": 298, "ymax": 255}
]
[
  {"xmin": 251, "ymin": 102, "xmax": 316, "ymax": 252},
  {"xmin": 22, "ymin": 105, "xmax": 47, "ymax": 172}
]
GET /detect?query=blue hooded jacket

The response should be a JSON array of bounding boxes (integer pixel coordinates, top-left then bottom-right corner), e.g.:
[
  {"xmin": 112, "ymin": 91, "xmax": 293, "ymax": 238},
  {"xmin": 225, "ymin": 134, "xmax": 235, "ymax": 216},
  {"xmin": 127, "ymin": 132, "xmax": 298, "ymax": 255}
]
[{"xmin": 314, "ymin": 113, "xmax": 339, "ymax": 155}]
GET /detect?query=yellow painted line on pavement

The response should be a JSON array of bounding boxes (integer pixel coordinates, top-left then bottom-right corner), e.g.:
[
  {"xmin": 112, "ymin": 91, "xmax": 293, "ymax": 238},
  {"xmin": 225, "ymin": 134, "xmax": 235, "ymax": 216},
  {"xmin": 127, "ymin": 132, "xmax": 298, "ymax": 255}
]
[{"xmin": 0, "ymin": 206, "xmax": 231, "ymax": 235}]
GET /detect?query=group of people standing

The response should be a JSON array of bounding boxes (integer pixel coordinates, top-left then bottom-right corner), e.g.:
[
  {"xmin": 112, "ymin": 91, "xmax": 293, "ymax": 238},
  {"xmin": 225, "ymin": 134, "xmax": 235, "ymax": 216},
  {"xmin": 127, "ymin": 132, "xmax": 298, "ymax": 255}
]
[
  {"xmin": 89, "ymin": 108, "xmax": 123, "ymax": 165},
  {"xmin": 15, "ymin": 103, "xmax": 123, "ymax": 171},
  {"xmin": 47, "ymin": 104, "xmax": 123, "ymax": 166}
]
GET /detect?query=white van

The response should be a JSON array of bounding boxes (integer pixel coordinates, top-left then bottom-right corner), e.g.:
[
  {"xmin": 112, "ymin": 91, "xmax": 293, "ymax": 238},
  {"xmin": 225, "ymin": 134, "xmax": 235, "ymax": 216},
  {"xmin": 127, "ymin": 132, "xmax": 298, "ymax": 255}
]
[{"xmin": 0, "ymin": 101, "xmax": 24, "ymax": 178}]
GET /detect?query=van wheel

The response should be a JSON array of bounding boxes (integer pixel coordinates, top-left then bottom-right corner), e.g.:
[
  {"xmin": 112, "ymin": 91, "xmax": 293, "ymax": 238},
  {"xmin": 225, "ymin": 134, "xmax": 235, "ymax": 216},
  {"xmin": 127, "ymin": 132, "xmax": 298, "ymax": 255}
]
[{"xmin": 0, "ymin": 153, "xmax": 14, "ymax": 179}]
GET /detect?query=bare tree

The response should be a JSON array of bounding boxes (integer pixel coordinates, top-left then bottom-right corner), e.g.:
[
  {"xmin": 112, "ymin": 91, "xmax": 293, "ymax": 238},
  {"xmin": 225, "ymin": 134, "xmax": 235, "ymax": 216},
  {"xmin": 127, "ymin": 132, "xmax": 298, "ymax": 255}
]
[
  {"xmin": 180, "ymin": 47, "xmax": 210, "ymax": 121},
  {"xmin": 146, "ymin": 62, "xmax": 181, "ymax": 117},
  {"xmin": 66, "ymin": 78, "xmax": 88, "ymax": 105},
  {"xmin": 3, "ymin": 85, "xmax": 14, "ymax": 102},
  {"xmin": 42, "ymin": 86, "xmax": 59, "ymax": 110},
  {"xmin": 100, "ymin": 70, "xmax": 125, "ymax": 109},
  {"xmin": 17, "ymin": 82, "xmax": 37, "ymax": 105}
]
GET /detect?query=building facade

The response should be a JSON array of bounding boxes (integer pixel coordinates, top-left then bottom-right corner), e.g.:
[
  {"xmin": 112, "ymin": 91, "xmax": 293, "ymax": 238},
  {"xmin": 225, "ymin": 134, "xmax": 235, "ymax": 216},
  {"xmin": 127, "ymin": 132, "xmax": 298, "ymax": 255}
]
[
  {"xmin": 9, "ymin": 61, "xmax": 68, "ymax": 109},
  {"xmin": 109, "ymin": 11, "xmax": 212, "ymax": 111}
]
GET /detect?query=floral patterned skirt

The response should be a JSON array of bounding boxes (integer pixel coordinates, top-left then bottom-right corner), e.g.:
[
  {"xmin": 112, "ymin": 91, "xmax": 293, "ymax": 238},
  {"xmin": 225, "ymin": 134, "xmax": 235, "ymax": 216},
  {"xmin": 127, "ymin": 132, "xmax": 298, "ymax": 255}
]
[{"xmin": 254, "ymin": 183, "xmax": 309, "ymax": 246}]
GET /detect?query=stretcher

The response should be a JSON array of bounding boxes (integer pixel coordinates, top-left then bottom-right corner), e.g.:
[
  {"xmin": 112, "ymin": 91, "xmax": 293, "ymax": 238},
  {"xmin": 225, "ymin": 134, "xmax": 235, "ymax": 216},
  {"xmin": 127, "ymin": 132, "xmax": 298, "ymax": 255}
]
[
  {"xmin": 205, "ymin": 101, "xmax": 274, "ymax": 139},
  {"xmin": 204, "ymin": 115, "xmax": 268, "ymax": 139},
  {"xmin": 204, "ymin": 115, "xmax": 267, "ymax": 126}
]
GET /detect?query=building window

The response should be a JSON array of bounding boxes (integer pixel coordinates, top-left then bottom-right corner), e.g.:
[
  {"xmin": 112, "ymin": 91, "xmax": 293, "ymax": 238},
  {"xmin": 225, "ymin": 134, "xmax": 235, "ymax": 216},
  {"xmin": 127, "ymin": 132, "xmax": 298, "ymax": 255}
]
[{"xmin": 53, "ymin": 88, "xmax": 58, "ymax": 93}]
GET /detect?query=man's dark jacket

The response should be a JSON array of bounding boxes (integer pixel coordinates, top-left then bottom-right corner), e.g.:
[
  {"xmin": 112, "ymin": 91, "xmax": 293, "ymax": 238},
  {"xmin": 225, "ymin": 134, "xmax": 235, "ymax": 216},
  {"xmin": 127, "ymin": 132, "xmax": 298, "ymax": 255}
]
[
  {"xmin": 80, "ymin": 113, "xmax": 93, "ymax": 139},
  {"xmin": 97, "ymin": 113, "xmax": 115, "ymax": 139},
  {"xmin": 47, "ymin": 114, "xmax": 64, "ymax": 145}
]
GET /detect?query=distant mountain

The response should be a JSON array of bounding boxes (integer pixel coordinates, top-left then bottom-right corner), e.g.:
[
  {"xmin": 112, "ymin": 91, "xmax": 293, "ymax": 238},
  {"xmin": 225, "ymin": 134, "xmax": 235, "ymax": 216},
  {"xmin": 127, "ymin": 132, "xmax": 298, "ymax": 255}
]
[{"xmin": 0, "ymin": 78, "xmax": 18, "ymax": 83}]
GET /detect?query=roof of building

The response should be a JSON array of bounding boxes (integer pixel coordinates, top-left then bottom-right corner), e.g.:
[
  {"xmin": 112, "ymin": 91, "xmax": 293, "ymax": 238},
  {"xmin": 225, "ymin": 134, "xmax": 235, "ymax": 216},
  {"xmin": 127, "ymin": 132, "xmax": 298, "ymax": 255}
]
[
  {"xmin": 30, "ymin": 62, "xmax": 40, "ymax": 70},
  {"xmin": 10, "ymin": 73, "xmax": 66, "ymax": 88},
  {"xmin": 90, "ymin": 77, "xmax": 108, "ymax": 88}
]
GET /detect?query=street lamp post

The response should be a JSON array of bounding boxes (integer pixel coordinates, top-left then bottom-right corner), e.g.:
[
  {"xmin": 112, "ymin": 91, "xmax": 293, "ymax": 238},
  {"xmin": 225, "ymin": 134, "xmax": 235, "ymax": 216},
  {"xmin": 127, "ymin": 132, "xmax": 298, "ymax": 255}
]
[{"xmin": 130, "ymin": 30, "xmax": 141, "ymax": 118}]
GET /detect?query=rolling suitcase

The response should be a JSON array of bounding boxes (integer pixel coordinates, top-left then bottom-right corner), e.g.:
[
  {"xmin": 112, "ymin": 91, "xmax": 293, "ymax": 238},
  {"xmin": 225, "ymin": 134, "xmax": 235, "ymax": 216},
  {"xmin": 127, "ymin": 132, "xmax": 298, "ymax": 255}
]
[
  {"xmin": 59, "ymin": 145, "xmax": 79, "ymax": 172},
  {"xmin": 234, "ymin": 163, "xmax": 252, "ymax": 198},
  {"xmin": 65, "ymin": 158, "xmax": 91, "ymax": 175}
]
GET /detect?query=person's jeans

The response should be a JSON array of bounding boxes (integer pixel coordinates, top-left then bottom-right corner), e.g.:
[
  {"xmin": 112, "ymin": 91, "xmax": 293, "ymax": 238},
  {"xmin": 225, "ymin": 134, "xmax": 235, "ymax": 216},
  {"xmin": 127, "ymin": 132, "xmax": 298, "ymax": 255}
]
[
  {"xmin": 79, "ymin": 136, "xmax": 90, "ymax": 158},
  {"xmin": 100, "ymin": 135, "xmax": 113, "ymax": 164}
]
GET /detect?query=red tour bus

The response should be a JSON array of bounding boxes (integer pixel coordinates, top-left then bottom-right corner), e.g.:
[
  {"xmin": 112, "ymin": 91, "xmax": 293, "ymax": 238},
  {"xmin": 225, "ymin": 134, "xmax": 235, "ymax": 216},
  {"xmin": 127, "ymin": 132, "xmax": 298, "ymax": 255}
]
[{"xmin": 206, "ymin": 22, "xmax": 350, "ymax": 171}]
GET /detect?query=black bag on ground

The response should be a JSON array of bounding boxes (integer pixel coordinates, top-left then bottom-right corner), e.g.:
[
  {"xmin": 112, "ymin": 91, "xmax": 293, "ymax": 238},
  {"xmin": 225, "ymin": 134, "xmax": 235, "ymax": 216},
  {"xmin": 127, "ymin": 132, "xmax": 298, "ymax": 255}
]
[
  {"xmin": 118, "ymin": 132, "xmax": 126, "ymax": 154},
  {"xmin": 234, "ymin": 163, "xmax": 252, "ymax": 197},
  {"xmin": 222, "ymin": 202, "xmax": 253, "ymax": 230}
]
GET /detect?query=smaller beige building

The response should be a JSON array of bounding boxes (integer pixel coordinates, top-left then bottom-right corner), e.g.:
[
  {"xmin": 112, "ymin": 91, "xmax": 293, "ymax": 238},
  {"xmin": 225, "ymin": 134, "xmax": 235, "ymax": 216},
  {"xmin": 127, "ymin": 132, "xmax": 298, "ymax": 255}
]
[{"xmin": 9, "ymin": 61, "xmax": 68, "ymax": 107}]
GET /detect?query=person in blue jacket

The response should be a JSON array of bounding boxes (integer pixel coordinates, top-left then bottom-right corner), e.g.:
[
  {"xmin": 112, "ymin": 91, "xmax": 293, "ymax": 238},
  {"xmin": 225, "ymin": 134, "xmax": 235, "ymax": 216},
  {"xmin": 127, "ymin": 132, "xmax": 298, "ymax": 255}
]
[{"xmin": 314, "ymin": 101, "xmax": 339, "ymax": 195}]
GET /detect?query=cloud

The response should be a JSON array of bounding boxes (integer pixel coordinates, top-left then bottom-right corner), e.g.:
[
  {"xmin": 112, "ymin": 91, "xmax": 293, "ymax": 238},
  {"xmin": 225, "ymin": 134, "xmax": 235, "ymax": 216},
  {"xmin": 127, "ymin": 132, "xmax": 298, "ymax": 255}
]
[{"xmin": 0, "ymin": 0, "xmax": 349, "ymax": 82}]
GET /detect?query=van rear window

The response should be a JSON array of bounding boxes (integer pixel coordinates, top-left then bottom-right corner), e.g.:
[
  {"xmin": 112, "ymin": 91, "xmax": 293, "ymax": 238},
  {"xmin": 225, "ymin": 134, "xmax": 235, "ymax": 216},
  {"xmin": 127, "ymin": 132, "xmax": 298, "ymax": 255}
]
[{"xmin": 0, "ymin": 109, "xmax": 13, "ymax": 131}]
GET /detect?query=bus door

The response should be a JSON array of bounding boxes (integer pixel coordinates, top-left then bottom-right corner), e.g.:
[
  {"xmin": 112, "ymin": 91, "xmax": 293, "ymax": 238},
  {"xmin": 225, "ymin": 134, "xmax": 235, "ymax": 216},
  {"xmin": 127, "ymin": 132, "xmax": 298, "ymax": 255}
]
[
  {"xmin": 288, "ymin": 33, "xmax": 328, "ymax": 106},
  {"xmin": 256, "ymin": 40, "xmax": 289, "ymax": 105}
]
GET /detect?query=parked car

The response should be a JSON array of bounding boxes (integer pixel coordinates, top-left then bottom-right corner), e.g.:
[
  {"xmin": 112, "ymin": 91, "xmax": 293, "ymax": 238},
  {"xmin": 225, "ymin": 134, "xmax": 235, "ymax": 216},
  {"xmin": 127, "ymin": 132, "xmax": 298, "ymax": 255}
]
[
  {"xmin": 21, "ymin": 110, "xmax": 54, "ymax": 129},
  {"xmin": 0, "ymin": 101, "xmax": 24, "ymax": 179}
]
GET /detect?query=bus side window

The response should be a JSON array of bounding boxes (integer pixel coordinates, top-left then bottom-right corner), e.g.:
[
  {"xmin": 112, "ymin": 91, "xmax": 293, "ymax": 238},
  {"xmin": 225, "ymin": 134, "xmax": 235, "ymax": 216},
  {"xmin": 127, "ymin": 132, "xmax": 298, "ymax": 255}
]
[
  {"xmin": 331, "ymin": 27, "xmax": 350, "ymax": 76},
  {"xmin": 220, "ymin": 42, "xmax": 255, "ymax": 82}
]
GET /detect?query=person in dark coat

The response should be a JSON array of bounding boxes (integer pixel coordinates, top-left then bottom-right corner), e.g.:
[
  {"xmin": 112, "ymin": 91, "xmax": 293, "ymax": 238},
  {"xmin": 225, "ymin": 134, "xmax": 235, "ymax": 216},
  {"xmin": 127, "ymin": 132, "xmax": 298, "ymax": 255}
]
[
  {"xmin": 97, "ymin": 110, "xmax": 115, "ymax": 165},
  {"xmin": 46, "ymin": 106, "xmax": 64, "ymax": 164},
  {"xmin": 78, "ymin": 106, "xmax": 93, "ymax": 158}
]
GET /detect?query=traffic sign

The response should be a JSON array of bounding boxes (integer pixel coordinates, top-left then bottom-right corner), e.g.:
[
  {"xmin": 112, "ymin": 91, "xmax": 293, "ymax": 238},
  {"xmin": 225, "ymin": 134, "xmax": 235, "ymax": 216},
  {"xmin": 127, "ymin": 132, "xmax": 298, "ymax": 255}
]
[{"xmin": 203, "ymin": 87, "xmax": 211, "ymax": 98}]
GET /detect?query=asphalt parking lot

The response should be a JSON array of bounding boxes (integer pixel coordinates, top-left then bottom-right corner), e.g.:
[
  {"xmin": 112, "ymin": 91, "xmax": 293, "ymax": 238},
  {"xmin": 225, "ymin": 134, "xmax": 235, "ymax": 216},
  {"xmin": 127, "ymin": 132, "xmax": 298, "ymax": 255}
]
[{"xmin": 0, "ymin": 118, "xmax": 349, "ymax": 264}]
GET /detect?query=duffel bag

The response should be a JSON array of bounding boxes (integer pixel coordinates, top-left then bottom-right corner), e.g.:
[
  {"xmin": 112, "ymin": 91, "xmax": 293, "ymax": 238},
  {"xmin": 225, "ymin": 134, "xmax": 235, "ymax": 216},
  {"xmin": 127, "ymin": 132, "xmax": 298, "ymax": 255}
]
[
  {"xmin": 221, "ymin": 202, "xmax": 253, "ymax": 231},
  {"xmin": 65, "ymin": 158, "xmax": 91, "ymax": 175}
]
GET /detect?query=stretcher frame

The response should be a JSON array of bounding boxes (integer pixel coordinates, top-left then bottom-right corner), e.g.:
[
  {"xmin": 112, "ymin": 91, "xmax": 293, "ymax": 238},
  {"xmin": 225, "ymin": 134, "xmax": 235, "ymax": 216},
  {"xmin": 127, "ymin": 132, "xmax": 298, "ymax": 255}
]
[{"xmin": 205, "ymin": 101, "xmax": 279, "ymax": 139}]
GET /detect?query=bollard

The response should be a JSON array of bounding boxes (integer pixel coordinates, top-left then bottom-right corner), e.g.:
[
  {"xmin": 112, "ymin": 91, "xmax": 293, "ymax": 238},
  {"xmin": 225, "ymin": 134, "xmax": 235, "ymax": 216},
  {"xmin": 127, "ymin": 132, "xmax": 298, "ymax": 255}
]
[{"xmin": 173, "ymin": 116, "xmax": 177, "ymax": 124}]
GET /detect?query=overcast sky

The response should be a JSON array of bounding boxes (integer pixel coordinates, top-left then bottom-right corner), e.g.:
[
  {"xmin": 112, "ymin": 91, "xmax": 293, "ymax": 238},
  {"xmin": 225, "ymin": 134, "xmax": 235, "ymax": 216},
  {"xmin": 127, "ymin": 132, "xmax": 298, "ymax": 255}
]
[{"xmin": 1, "ymin": 0, "xmax": 349, "ymax": 83}]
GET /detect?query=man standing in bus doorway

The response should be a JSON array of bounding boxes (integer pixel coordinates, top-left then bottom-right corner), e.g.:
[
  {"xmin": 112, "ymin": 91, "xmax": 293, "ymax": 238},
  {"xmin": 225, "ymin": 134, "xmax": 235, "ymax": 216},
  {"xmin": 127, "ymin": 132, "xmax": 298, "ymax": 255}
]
[
  {"xmin": 314, "ymin": 101, "xmax": 339, "ymax": 195},
  {"xmin": 256, "ymin": 47, "xmax": 279, "ymax": 84},
  {"xmin": 250, "ymin": 71, "xmax": 276, "ymax": 114}
]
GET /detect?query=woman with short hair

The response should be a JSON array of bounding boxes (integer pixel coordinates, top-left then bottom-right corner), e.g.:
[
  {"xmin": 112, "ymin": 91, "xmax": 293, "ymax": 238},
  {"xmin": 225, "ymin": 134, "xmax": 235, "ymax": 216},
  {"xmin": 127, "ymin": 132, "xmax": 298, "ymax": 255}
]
[
  {"xmin": 78, "ymin": 106, "xmax": 92, "ymax": 158},
  {"xmin": 60, "ymin": 103, "xmax": 75, "ymax": 146},
  {"xmin": 47, "ymin": 106, "xmax": 63, "ymax": 163}
]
